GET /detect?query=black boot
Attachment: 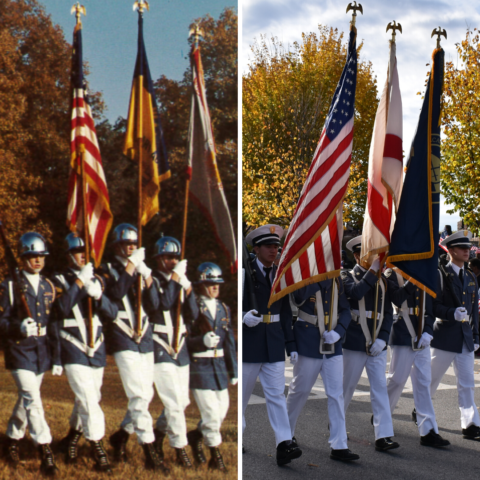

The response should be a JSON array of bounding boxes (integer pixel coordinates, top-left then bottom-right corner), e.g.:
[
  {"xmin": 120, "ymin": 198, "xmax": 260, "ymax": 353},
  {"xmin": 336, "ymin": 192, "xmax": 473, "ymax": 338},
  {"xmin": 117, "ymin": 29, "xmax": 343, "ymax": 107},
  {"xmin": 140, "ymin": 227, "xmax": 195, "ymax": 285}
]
[
  {"xmin": 38, "ymin": 444, "xmax": 58, "ymax": 477},
  {"xmin": 60, "ymin": 428, "xmax": 83, "ymax": 464},
  {"xmin": 175, "ymin": 447, "xmax": 193, "ymax": 468},
  {"xmin": 90, "ymin": 440, "xmax": 112, "ymax": 473},
  {"xmin": 276, "ymin": 440, "xmax": 302, "ymax": 466},
  {"xmin": 187, "ymin": 429, "xmax": 207, "ymax": 465},
  {"xmin": 153, "ymin": 429, "xmax": 166, "ymax": 460},
  {"xmin": 142, "ymin": 442, "xmax": 169, "ymax": 472},
  {"xmin": 109, "ymin": 429, "xmax": 129, "ymax": 463},
  {"xmin": 208, "ymin": 446, "xmax": 227, "ymax": 471},
  {"xmin": 6, "ymin": 438, "xmax": 20, "ymax": 465}
]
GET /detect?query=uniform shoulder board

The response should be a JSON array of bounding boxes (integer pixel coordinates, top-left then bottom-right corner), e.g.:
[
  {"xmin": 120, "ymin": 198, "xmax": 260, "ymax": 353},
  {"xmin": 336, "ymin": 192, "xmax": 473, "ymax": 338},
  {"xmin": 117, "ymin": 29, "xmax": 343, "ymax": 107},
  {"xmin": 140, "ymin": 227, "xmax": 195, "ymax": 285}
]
[
  {"xmin": 44, "ymin": 278, "xmax": 56, "ymax": 302},
  {"xmin": 383, "ymin": 268, "xmax": 393, "ymax": 278}
]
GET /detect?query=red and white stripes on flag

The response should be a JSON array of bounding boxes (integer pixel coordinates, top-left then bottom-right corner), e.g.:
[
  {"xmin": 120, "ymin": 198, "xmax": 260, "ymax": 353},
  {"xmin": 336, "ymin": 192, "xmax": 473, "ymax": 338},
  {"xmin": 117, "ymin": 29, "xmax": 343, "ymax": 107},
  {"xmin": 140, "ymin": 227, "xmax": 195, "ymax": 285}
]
[
  {"xmin": 268, "ymin": 29, "xmax": 358, "ymax": 306},
  {"xmin": 360, "ymin": 41, "xmax": 403, "ymax": 267},
  {"xmin": 188, "ymin": 43, "xmax": 237, "ymax": 272},
  {"xmin": 67, "ymin": 89, "xmax": 113, "ymax": 267}
]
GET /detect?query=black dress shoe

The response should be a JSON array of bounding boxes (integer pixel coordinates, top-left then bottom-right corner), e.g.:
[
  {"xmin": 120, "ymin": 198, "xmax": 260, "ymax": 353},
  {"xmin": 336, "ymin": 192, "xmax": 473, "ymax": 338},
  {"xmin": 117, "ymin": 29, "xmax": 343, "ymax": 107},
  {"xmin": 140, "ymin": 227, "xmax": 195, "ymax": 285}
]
[
  {"xmin": 420, "ymin": 429, "xmax": 450, "ymax": 447},
  {"xmin": 375, "ymin": 437, "xmax": 400, "ymax": 452},
  {"xmin": 412, "ymin": 408, "xmax": 418, "ymax": 425},
  {"xmin": 276, "ymin": 440, "xmax": 302, "ymax": 466},
  {"xmin": 330, "ymin": 449, "xmax": 360, "ymax": 462},
  {"xmin": 462, "ymin": 425, "xmax": 480, "ymax": 441}
]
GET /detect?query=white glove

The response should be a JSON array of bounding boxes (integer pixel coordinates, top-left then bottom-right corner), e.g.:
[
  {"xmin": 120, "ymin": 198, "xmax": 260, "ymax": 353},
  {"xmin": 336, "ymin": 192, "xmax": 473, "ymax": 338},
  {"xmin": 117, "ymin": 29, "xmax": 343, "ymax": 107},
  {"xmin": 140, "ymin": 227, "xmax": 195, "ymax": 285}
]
[
  {"xmin": 370, "ymin": 258, "xmax": 381, "ymax": 273},
  {"xmin": 243, "ymin": 309, "xmax": 262, "ymax": 327},
  {"xmin": 369, "ymin": 338, "xmax": 386, "ymax": 356},
  {"xmin": 85, "ymin": 279, "xmax": 102, "ymax": 300},
  {"xmin": 52, "ymin": 365, "xmax": 63, "ymax": 376},
  {"xmin": 136, "ymin": 261, "xmax": 152, "ymax": 280},
  {"xmin": 417, "ymin": 332, "xmax": 433, "ymax": 349},
  {"xmin": 173, "ymin": 259, "xmax": 188, "ymax": 277},
  {"xmin": 474, "ymin": 344, "xmax": 479, "ymax": 351},
  {"xmin": 454, "ymin": 307, "xmax": 468, "ymax": 322},
  {"xmin": 77, "ymin": 262, "xmax": 94, "ymax": 287},
  {"xmin": 178, "ymin": 275, "xmax": 192, "ymax": 291},
  {"xmin": 230, "ymin": 378, "xmax": 238, "ymax": 385},
  {"xmin": 128, "ymin": 247, "xmax": 145, "ymax": 267},
  {"xmin": 290, "ymin": 351, "xmax": 298, "ymax": 364},
  {"xmin": 203, "ymin": 332, "xmax": 220, "ymax": 349},
  {"xmin": 21, "ymin": 318, "xmax": 37, "ymax": 337},
  {"xmin": 323, "ymin": 330, "xmax": 341, "ymax": 344}
]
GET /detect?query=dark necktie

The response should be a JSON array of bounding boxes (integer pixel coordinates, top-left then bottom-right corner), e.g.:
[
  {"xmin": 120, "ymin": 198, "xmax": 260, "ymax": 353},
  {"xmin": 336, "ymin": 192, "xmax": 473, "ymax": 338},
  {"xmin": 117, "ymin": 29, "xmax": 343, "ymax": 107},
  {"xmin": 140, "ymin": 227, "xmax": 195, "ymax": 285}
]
[
  {"xmin": 459, "ymin": 268, "xmax": 464, "ymax": 285},
  {"xmin": 264, "ymin": 266, "xmax": 272, "ymax": 290}
]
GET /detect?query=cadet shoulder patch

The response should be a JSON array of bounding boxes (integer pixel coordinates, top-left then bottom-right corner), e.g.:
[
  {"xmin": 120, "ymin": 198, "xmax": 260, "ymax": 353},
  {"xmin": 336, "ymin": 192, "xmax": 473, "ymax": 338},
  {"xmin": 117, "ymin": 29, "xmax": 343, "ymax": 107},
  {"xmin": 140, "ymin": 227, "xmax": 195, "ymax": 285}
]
[
  {"xmin": 340, "ymin": 270, "xmax": 350, "ymax": 280},
  {"xmin": 383, "ymin": 268, "xmax": 393, "ymax": 278}
]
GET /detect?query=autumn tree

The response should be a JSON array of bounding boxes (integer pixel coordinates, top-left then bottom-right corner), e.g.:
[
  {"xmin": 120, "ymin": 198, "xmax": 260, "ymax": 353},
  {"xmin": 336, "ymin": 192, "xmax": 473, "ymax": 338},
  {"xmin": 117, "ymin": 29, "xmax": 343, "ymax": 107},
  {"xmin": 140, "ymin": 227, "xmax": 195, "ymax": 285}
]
[
  {"xmin": 442, "ymin": 28, "xmax": 480, "ymax": 235},
  {"xmin": 242, "ymin": 26, "xmax": 378, "ymax": 229}
]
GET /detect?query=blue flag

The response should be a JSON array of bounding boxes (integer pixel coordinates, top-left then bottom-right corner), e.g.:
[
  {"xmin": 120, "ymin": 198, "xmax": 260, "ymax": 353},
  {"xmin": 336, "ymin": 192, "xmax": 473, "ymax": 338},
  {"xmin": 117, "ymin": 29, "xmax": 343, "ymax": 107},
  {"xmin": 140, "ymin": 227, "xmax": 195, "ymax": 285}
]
[{"xmin": 386, "ymin": 47, "xmax": 444, "ymax": 297}]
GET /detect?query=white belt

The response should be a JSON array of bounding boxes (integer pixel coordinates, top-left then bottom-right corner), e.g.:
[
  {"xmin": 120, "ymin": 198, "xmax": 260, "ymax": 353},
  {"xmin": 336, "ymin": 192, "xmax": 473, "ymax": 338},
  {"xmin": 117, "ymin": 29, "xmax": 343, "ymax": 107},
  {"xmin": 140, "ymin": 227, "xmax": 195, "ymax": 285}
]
[
  {"xmin": 32, "ymin": 326, "xmax": 47, "ymax": 336},
  {"xmin": 192, "ymin": 348, "xmax": 224, "ymax": 358},
  {"xmin": 398, "ymin": 307, "xmax": 419, "ymax": 317},
  {"xmin": 153, "ymin": 323, "xmax": 186, "ymax": 336},
  {"xmin": 298, "ymin": 312, "xmax": 317, "ymax": 325},
  {"xmin": 114, "ymin": 317, "xmax": 149, "ymax": 343},
  {"xmin": 262, "ymin": 314, "xmax": 280, "ymax": 323},
  {"xmin": 60, "ymin": 330, "xmax": 104, "ymax": 358},
  {"xmin": 152, "ymin": 332, "xmax": 184, "ymax": 360},
  {"xmin": 352, "ymin": 310, "xmax": 382, "ymax": 322}
]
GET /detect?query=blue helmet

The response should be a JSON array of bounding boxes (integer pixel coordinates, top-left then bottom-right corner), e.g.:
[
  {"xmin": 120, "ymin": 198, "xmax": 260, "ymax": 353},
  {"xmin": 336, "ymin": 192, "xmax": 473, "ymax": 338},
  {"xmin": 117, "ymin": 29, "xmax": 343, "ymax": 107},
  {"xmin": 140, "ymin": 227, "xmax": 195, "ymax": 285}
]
[
  {"xmin": 65, "ymin": 233, "xmax": 85, "ymax": 252},
  {"xmin": 112, "ymin": 223, "xmax": 138, "ymax": 244},
  {"xmin": 18, "ymin": 232, "xmax": 49, "ymax": 257},
  {"xmin": 154, "ymin": 236, "xmax": 181, "ymax": 257},
  {"xmin": 197, "ymin": 262, "xmax": 224, "ymax": 284}
]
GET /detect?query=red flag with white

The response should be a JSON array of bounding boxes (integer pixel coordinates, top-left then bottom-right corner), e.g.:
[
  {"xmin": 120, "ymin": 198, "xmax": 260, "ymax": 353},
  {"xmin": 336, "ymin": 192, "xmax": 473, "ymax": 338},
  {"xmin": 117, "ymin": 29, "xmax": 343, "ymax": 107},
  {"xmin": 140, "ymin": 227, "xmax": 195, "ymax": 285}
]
[
  {"xmin": 360, "ymin": 41, "xmax": 403, "ymax": 266},
  {"xmin": 67, "ymin": 23, "xmax": 113, "ymax": 267},
  {"xmin": 269, "ymin": 28, "xmax": 358, "ymax": 306},
  {"xmin": 188, "ymin": 41, "xmax": 237, "ymax": 272}
]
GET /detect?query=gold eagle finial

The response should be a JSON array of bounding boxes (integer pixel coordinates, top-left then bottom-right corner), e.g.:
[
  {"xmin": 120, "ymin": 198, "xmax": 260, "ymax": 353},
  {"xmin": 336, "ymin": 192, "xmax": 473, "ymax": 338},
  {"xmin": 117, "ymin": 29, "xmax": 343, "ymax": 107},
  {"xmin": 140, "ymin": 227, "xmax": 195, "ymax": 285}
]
[
  {"xmin": 346, "ymin": 2, "xmax": 363, "ymax": 27},
  {"xmin": 133, "ymin": 1, "xmax": 149, "ymax": 13},
  {"xmin": 71, "ymin": 3, "xmax": 86, "ymax": 25},
  {"xmin": 431, "ymin": 27, "xmax": 447, "ymax": 48},
  {"xmin": 189, "ymin": 23, "xmax": 204, "ymax": 45},
  {"xmin": 386, "ymin": 21, "xmax": 402, "ymax": 43}
]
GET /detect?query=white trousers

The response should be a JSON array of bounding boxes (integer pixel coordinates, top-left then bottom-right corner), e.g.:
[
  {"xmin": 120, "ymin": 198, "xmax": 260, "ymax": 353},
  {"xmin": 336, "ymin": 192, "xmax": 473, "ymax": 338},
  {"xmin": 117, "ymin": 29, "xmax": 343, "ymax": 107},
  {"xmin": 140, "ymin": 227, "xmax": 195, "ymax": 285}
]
[
  {"xmin": 431, "ymin": 344, "xmax": 480, "ymax": 429},
  {"xmin": 287, "ymin": 354, "xmax": 348, "ymax": 450},
  {"xmin": 343, "ymin": 349, "xmax": 394, "ymax": 439},
  {"xmin": 192, "ymin": 388, "xmax": 229, "ymax": 447},
  {"xmin": 243, "ymin": 362, "xmax": 291, "ymax": 446},
  {"xmin": 154, "ymin": 363, "xmax": 190, "ymax": 448},
  {"xmin": 7, "ymin": 370, "xmax": 52, "ymax": 445},
  {"xmin": 387, "ymin": 346, "xmax": 438, "ymax": 436},
  {"xmin": 65, "ymin": 364, "xmax": 105, "ymax": 441},
  {"xmin": 114, "ymin": 351, "xmax": 155, "ymax": 444}
]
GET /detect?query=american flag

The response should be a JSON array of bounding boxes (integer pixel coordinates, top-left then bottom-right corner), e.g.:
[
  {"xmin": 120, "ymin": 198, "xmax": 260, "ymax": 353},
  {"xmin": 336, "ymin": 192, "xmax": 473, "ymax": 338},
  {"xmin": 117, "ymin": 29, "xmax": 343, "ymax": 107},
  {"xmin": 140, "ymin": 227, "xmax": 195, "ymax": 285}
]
[
  {"xmin": 269, "ymin": 28, "xmax": 357, "ymax": 305},
  {"xmin": 67, "ymin": 22, "xmax": 112, "ymax": 267},
  {"xmin": 438, "ymin": 227, "xmax": 450, "ymax": 253}
]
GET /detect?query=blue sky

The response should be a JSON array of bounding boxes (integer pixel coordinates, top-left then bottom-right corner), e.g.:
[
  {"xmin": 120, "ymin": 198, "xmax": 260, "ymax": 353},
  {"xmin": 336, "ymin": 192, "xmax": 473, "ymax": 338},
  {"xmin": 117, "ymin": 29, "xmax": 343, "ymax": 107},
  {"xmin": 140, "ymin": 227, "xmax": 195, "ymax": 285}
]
[
  {"xmin": 39, "ymin": 0, "xmax": 236, "ymax": 123},
  {"xmin": 242, "ymin": 0, "xmax": 480, "ymax": 230}
]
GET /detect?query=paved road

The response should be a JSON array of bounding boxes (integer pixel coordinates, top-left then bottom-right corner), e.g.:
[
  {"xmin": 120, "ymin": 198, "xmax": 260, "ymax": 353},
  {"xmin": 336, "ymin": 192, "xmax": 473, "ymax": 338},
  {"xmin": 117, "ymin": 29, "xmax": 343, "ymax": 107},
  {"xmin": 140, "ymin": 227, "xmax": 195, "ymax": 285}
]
[{"xmin": 243, "ymin": 353, "xmax": 480, "ymax": 480}]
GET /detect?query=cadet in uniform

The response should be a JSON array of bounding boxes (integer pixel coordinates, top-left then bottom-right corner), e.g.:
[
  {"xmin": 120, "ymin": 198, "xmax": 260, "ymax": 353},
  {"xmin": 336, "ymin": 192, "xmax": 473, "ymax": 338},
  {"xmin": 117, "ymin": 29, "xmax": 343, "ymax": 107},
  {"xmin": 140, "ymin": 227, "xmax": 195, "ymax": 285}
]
[
  {"xmin": 51, "ymin": 233, "xmax": 118, "ymax": 471},
  {"xmin": 149, "ymin": 236, "xmax": 197, "ymax": 468},
  {"xmin": 384, "ymin": 268, "xmax": 450, "ymax": 447},
  {"xmin": 0, "ymin": 233, "xmax": 59, "ymax": 476},
  {"xmin": 431, "ymin": 230, "xmax": 480, "ymax": 441},
  {"xmin": 287, "ymin": 278, "xmax": 360, "ymax": 462},
  {"xmin": 98, "ymin": 223, "xmax": 165, "ymax": 471},
  {"xmin": 341, "ymin": 236, "xmax": 399, "ymax": 452},
  {"xmin": 187, "ymin": 262, "xmax": 237, "ymax": 471},
  {"xmin": 242, "ymin": 225, "xmax": 301, "ymax": 466}
]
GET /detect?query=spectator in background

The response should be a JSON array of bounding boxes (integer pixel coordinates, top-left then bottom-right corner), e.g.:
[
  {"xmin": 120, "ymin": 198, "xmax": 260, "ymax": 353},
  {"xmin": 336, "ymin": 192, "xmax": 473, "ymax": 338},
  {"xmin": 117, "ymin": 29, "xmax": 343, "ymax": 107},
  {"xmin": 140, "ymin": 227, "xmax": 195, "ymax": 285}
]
[{"xmin": 469, "ymin": 258, "xmax": 480, "ymax": 284}]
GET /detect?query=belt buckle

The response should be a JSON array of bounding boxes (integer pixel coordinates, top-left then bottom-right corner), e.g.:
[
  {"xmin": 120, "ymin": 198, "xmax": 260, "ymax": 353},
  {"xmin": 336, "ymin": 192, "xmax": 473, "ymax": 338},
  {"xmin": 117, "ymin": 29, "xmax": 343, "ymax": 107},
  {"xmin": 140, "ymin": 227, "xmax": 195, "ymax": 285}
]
[
  {"xmin": 214, "ymin": 349, "xmax": 218, "ymax": 358},
  {"xmin": 324, "ymin": 314, "xmax": 329, "ymax": 326},
  {"xmin": 263, "ymin": 314, "xmax": 271, "ymax": 324},
  {"xmin": 414, "ymin": 307, "xmax": 419, "ymax": 316}
]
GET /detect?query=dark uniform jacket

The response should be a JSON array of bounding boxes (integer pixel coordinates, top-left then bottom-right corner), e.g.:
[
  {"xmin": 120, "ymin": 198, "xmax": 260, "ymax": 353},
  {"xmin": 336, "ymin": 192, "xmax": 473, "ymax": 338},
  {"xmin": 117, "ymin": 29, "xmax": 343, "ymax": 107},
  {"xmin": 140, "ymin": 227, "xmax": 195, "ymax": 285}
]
[
  {"xmin": 51, "ymin": 269, "xmax": 118, "ymax": 367},
  {"xmin": 432, "ymin": 264, "xmax": 479, "ymax": 353},
  {"xmin": 242, "ymin": 260, "xmax": 296, "ymax": 363},
  {"xmin": 98, "ymin": 259, "xmax": 159, "ymax": 354},
  {"xmin": 293, "ymin": 279, "xmax": 351, "ymax": 359},
  {"xmin": 150, "ymin": 270, "xmax": 199, "ymax": 367},
  {"xmin": 341, "ymin": 264, "xmax": 394, "ymax": 352},
  {"xmin": 0, "ymin": 273, "xmax": 59, "ymax": 373},
  {"xmin": 384, "ymin": 269, "xmax": 435, "ymax": 346},
  {"xmin": 188, "ymin": 297, "xmax": 237, "ymax": 390}
]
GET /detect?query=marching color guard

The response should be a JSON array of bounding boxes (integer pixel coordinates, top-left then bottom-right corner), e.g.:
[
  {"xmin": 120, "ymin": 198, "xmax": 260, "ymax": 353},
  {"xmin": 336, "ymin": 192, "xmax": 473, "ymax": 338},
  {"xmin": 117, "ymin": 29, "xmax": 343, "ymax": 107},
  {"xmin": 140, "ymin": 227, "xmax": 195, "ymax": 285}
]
[
  {"xmin": 242, "ymin": 225, "xmax": 302, "ymax": 466},
  {"xmin": 341, "ymin": 236, "xmax": 399, "ymax": 452},
  {"xmin": 431, "ymin": 230, "xmax": 480, "ymax": 441},
  {"xmin": 187, "ymin": 262, "xmax": 238, "ymax": 471},
  {"xmin": 150, "ymin": 236, "xmax": 197, "ymax": 468},
  {"xmin": 51, "ymin": 233, "xmax": 118, "ymax": 472},
  {"xmin": 0, "ymin": 233, "xmax": 59, "ymax": 476},
  {"xmin": 287, "ymin": 278, "xmax": 360, "ymax": 461}
]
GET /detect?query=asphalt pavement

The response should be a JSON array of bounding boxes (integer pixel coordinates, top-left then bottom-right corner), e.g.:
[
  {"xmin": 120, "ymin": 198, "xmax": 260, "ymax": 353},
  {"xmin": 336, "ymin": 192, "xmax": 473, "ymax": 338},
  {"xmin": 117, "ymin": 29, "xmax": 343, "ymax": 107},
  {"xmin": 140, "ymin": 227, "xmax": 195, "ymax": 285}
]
[{"xmin": 243, "ymin": 353, "xmax": 480, "ymax": 480}]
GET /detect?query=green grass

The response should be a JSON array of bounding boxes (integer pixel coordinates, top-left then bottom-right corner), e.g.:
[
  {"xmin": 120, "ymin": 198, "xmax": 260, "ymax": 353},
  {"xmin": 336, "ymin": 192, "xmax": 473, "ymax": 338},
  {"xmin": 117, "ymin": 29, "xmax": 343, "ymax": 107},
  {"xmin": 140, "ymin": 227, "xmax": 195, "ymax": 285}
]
[{"xmin": 0, "ymin": 354, "xmax": 238, "ymax": 479}]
